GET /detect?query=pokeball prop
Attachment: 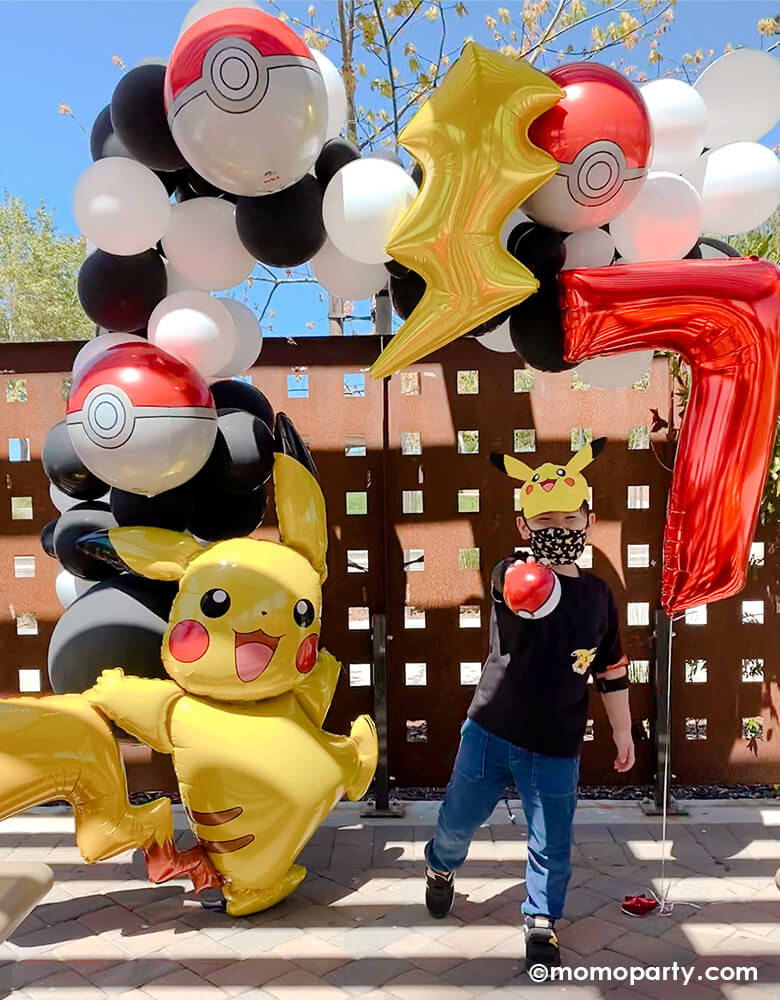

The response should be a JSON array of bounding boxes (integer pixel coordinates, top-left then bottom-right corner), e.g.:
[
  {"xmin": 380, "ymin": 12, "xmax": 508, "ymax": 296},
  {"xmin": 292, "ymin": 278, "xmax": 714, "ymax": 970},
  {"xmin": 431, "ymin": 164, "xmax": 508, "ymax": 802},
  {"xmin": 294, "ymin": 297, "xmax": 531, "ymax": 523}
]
[
  {"xmin": 524, "ymin": 63, "xmax": 652, "ymax": 232},
  {"xmin": 66, "ymin": 341, "xmax": 217, "ymax": 497},
  {"xmin": 503, "ymin": 559, "xmax": 561, "ymax": 620},
  {"xmin": 164, "ymin": 7, "xmax": 328, "ymax": 196}
]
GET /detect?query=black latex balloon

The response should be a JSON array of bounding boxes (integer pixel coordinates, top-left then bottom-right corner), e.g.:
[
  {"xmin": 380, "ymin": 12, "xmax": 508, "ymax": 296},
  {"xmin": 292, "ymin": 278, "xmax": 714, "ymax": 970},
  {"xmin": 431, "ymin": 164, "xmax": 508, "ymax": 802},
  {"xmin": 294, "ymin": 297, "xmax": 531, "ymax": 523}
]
[
  {"xmin": 199, "ymin": 409, "xmax": 275, "ymax": 494},
  {"xmin": 89, "ymin": 104, "xmax": 132, "ymax": 161},
  {"xmin": 43, "ymin": 421, "xmax": 108, "ymax": 500},
  {"xmin": 53, "ymin": 502, "xmax": 119, "ymax": 581},
  {"xmin": 384, "ymin": 258, "xmax": 413, "ymax": 280},
  {"xmin": 508, "ymin": 222, "xmax": 567, "ymax": 281},
  {"xmin": 389, "ymin": 269, "xmax": 425, "ymax": 321},
  {"xmin": 78, "ymin": 249, "xmax": 167, "ymax": 332},
  {"xmin": 111, "ymin": 483, "xmax": 194, "ymax": 531},
  {"xmin": 509, "ymin": 286, "xmax": 576, "ymax": 373},
  {"xmin": 157, "ymin": 168, "xmax": 188, "ymax": 196},
  {"xmin": 41, "ymin": 519, "xmax": 58, "ymax": 558},
  {"xmin": 410, "ymin": 161, "xmax": 423, "ymax": 186},
  {"xmin": 694, "ymin": 236, "xmax": 741, "ymax": 259},
  {"xmin": 315, "ymin": 137, "xmax": 360, "ymax": 190},
  {"xmin": 275, "ymin": 412, "xmax": 318, "ymax": 479},
  {"xmin": 110, "ymin": 64, "xmax": 186, "ymax": 172},
  {"xmin": 210, "ymin": 380, "xmax": 275, "ymax": 430},
  {"xmin": 684, "ymin": 243, "xmax": 703, "ymax": 259},
  {"xmin": 188, "ymin": 485, "xmax": 268, "ymax": 542},
  {"xmin": 48, "ymin": 574, "xmax": 175, "ymax": 693},
  {"xmin": 236, "ymin": 176, "xmax": 326, "ymax": 268},
  {"xmin": 176, "ymin": 167, "xmax": 239, "ymax": 203}
]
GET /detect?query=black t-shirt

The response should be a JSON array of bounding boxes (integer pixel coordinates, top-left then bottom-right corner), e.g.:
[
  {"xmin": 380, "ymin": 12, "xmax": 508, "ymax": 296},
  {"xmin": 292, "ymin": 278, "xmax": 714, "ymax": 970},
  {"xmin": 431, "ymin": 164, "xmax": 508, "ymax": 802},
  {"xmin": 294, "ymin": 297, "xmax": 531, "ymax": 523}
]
[{"xmin": 467, "ymin": 555, "xmax": 626, "ymax": 758}]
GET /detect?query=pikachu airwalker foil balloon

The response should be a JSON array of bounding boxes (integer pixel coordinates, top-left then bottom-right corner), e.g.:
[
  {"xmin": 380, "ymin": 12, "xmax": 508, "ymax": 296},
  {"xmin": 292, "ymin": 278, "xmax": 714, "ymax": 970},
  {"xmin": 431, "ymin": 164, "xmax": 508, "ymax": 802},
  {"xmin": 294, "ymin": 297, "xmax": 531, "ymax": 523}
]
[{"xmin": 0, "ymin": 415, "xmax": 378, "ymax": 916}]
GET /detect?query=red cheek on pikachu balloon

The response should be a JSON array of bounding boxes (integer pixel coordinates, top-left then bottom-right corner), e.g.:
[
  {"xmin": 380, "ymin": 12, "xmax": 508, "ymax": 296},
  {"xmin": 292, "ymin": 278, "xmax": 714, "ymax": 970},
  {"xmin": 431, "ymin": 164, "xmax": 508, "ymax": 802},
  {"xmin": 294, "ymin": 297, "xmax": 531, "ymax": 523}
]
[
  {"xmin": 169, "ymin": 620, "xmax": 210, "ymax": 662},
  {"xmin": 296, "ymin": 634, "xmax": 319, "ymax": 674}
]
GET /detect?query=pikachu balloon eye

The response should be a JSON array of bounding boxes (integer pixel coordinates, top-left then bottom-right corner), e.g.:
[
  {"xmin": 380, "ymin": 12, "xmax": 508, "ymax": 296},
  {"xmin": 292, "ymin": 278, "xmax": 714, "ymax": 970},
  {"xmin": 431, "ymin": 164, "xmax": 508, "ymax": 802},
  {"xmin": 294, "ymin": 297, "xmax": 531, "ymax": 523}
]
[
  {"xmin": 201, "ymin": 589, "xmax": 231, "ymax": 618},
  {"xmin": 293, "ymin": 599, "xmax": 315, "ymax": 628}
]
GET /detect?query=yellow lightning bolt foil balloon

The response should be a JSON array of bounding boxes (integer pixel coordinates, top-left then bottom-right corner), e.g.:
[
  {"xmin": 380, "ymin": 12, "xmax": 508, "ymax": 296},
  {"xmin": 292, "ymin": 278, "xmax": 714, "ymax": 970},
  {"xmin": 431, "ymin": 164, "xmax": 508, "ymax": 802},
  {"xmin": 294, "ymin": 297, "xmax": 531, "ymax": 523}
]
[{"xmin": 369, "ymin": 44, "xmax": 563, "ymax": 380}]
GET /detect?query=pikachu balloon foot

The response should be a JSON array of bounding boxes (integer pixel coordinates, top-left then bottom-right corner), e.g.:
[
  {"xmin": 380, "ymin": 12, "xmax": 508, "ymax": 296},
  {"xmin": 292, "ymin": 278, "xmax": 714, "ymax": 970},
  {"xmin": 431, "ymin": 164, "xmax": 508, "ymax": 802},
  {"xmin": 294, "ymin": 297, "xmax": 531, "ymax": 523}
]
[
  {"xmin": 224, "ymin": 864, "xmax": 307, "ymax": 917},
  {"xmin": 346, "ymin": 715, "xmax": 379, "ymax": 802},
  {"xmin": 144, "ymin": 839, "xmax": 223, "ymax": 892}
]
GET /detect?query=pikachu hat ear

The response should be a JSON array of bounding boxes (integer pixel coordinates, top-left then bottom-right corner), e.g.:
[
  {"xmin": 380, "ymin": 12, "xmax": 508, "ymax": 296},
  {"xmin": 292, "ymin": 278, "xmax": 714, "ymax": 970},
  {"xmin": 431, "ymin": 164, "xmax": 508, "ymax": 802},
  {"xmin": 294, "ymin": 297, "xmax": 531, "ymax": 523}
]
[
  {"xmin": 273, "ymin": 413, "xmax": 328, "ymax": 584},
  {"xmin": 77, "ymin": 527, "xmax": 203, "ymax": 581},
  {"xmin": 567, "ymin": 436, "xmax": 607, "ymax": 476},
  {"xmin": 489, "ymin": 453, "xmax": 535, "ymax": 482}
]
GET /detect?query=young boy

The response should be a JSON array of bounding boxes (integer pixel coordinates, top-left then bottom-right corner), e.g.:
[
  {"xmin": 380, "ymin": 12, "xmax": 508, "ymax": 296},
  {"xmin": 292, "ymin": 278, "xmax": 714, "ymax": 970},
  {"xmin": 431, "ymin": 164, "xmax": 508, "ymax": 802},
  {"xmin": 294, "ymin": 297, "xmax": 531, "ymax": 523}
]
[{"xmin": 424, "ymin": 438, "xmax": 633, "ymax": 970}]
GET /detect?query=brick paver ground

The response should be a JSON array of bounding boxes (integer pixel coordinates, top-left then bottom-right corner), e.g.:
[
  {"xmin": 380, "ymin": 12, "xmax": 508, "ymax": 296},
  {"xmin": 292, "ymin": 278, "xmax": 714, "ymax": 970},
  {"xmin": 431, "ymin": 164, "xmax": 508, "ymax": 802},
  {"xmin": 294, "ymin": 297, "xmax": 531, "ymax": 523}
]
[{"xmin": 1, "ymin": 800, "xmax": 780, "ymax": 998}]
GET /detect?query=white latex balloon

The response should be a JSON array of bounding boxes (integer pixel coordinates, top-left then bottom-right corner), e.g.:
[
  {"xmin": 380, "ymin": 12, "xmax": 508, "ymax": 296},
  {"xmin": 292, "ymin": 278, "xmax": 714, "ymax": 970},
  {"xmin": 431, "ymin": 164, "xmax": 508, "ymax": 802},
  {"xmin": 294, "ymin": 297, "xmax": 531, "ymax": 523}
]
[
  {"xmin": 215, "ymin": 299, "xmax": 263, "ymax": 376},
  {"xmin": 165, "ymin": 263, "xmax": 197, "ymax": 294},
  {"xmin": 72, "ymin": 333, "xmax": 148, "ymax": 380},
  {"xmin": 683, "ymin": 151, "xmax": 709, "ymax": 196},
  {"xmin": 56, "ymin": 570, "xmax": 96, "ymax": 609},
  {"xmin": 311, "ymin": 50, "xmax": 347, "ymax": 140},
  {"xmin": 562, "ymin": 229, "xmax": 616, "ymax": 270},
  {"xmin": 49, "ymin": 483, "xmax": 80, "ymax": 514},
  {"xmin": 695, "ymin": 48, "xmax": 780, "ymax": 149},
  {"xmin": 575, "ymin": 351, "xmax": 654, "ymax": 389},
  {"xmin": 311, "ymin": 239, "xmax": 388, "ymax": 299},
  {"xmin": 73, "ymin": 158, "xmax": 171, "ymax": 256},
  {"xmin": 162, "ymin": 199, "xmax": 255, "ymax": 292},
  {"xmin": 640, "ymin": 79, "xmax": 708, "ymax": 174},
  {"xmin": 323, "ymin": 159, "xmax": 418, "ymax": 264},
  {"xmin": 610, "ymin": 172, "xmax": 702, "ymax": 263},
  {"xmin": 148, "ymin": 291, "xmax": 238, "ymax": 378},
  {"xmin": 701, "ymin": 142, "xmax": 780, "ymax": 236},
  {"xmin": 476, "ymin": 319, "xmax": 515, "ymax": 353},
  {"xmin": 179, "ymin": 0, "xmax": 260, "ymax": 36}
]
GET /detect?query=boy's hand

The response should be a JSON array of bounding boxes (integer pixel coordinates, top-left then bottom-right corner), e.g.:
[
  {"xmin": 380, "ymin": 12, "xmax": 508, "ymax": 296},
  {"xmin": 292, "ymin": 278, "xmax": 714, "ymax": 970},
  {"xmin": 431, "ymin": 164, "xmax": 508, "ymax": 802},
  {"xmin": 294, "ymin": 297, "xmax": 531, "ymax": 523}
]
[{"xmin": 612, "ymin": 728, "xmax": 635, "ymax": 772}]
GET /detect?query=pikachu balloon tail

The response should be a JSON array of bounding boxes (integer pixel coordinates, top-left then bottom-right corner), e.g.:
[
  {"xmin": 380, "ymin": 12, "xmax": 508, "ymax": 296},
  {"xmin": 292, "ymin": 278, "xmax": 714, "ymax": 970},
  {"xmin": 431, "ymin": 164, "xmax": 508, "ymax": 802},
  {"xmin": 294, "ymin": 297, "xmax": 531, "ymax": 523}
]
[{"xmin": 0, "ymin": 414, "xmax": 378, "ymax": 916}]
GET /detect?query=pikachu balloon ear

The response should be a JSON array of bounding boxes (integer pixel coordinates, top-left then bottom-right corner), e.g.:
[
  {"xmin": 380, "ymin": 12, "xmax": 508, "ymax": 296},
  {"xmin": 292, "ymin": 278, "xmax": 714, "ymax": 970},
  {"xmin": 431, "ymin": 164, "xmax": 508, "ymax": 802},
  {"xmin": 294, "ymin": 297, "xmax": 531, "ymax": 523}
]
[
  {"xmin": 568, "ymin": 436, "xmax": 607, "ymax": 475},
  {"xmin": 273, "ymin": 413, "xmax": 328, "ymax": 584},
  {"xmin": 77, "ymin": 527, "xmax": 203, "ymax": 581}
]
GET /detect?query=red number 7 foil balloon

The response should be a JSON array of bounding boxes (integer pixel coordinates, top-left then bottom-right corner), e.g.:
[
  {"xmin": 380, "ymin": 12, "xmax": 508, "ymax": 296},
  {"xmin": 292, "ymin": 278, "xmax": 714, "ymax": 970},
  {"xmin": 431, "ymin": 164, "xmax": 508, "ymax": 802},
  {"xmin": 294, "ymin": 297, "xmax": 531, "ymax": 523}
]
[{"xmin": 560, "ymin": 258, "xmax": 780, "ymax": 616}]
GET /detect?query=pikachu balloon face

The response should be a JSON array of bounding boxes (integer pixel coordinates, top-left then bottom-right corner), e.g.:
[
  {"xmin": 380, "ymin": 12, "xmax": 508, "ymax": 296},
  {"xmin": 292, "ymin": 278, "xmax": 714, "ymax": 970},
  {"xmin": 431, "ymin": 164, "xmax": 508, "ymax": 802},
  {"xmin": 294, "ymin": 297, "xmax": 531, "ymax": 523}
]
[{"xmin": 490, "ymin": 437, "xmax": 606, "ymax": 518}]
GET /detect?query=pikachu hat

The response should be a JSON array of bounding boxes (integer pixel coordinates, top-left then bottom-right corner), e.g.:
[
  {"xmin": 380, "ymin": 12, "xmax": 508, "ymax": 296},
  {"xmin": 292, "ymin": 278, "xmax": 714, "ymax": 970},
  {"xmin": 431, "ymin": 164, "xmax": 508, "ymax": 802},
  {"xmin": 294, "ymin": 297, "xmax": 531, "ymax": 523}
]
[{"xmin": 489, "ymin": 438, "xmax": 606, "ymax": 519}]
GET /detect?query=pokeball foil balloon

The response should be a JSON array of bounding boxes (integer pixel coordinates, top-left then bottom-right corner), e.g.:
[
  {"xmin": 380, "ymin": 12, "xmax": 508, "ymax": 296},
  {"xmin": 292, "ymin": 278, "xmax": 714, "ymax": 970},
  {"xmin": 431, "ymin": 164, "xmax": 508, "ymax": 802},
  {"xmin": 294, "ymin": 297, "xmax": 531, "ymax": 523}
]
[
  {"xmin": 66, "ymin": 341, "xmax": 217, "ymax": 497},
  {"xmin": 164, "ymin": 7, "xmax": 328, "ymax": 196},
  {"xmin": 524, "ymin": 63, "xmax": 652, "ymax": 232}
]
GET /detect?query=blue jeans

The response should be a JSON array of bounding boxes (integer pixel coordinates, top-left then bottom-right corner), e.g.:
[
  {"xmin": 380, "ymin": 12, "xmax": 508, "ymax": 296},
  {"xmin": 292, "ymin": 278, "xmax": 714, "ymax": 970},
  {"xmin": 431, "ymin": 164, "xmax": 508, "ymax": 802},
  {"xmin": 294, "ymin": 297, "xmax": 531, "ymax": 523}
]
[{"xmin": 425, "ymin": 718, "xmax": 579, "ymax": 921}]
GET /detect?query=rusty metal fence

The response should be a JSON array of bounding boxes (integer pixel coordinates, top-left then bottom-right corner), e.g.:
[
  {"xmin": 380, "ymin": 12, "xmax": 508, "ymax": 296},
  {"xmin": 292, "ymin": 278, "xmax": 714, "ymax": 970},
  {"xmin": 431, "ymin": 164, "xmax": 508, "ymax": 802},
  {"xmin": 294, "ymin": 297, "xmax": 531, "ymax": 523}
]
[{"xmin": 0, "ymin": 337, "xmax": 777, "ymax": 791}]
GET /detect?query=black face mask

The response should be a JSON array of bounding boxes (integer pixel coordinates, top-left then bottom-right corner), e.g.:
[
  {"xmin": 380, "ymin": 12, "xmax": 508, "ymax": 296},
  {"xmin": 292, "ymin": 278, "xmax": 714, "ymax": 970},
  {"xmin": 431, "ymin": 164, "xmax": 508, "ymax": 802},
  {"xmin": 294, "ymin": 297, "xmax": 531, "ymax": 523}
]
[{"xmin": 529, "ymin": 526, "xmax": 587, "ymax": 566}]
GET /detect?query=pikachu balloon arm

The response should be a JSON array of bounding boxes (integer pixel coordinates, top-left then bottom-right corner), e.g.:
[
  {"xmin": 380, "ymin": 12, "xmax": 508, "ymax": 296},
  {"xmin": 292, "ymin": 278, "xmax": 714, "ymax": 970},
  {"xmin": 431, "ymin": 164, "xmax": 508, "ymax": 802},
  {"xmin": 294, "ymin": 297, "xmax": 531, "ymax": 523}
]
[
  {"xmin": 294, "ymin": 648, "xmax": 342, "ymax": 729},
  {"xmin": 84, "ymin": 668, "xmax": 183, "ymax": 755}
]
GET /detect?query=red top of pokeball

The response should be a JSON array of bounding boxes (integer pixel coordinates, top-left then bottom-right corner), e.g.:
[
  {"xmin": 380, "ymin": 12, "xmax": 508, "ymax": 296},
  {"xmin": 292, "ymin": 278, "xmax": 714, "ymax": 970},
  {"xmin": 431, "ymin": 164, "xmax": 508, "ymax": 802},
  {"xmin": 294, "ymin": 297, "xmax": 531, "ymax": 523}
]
[
  {"xmin": 529, "ymin": 63, "xmax": 652, "ymax": 171},
  {"xmin": 164, "ymin": 7, "xmax": 314, "ymax": 113},
  {"xmin": 67, "ymin": 341, "xmax": 214, "ymax": 414}
]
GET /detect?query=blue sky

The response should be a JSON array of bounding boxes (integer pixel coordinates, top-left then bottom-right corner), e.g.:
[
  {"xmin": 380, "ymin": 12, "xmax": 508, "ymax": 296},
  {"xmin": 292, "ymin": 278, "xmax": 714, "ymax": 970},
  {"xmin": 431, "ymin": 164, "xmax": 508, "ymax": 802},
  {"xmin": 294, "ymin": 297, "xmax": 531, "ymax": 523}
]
[{"xmin": 0, "ymin": 0, "xmax": 777, "ymax": 337}]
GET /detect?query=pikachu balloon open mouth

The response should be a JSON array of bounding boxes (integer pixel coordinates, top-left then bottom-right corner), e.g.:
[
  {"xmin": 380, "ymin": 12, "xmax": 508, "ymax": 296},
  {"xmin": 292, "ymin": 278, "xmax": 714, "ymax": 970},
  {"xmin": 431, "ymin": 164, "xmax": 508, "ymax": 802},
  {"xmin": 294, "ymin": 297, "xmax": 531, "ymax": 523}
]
[{"xmin": 0, "ymin": 414, "xmax": 378, "ymax": 917}]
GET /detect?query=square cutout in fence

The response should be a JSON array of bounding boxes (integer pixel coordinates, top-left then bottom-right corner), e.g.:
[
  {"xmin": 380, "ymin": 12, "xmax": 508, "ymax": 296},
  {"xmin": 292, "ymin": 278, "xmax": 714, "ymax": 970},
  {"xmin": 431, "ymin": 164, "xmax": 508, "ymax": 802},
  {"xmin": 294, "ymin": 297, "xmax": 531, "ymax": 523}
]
[
  {"xmin": 743, "ymin": 717, "xmax": 763, "ymax": 740},
  {"xmin": 742, "ymin": 601, "xmax": 764, "ymax": 624},
  {"xmin": 627, "ymin": 544, "xmax": 650, "ymax": 568},
  {"xmin": 18, "ymin": 669, "xmax": 41, "ymax": 693},
  {"xmin": 401, "ymin": 432, "xmax": 422, "ymax": 456},
  {"xmin": 457, "ymin": 430, "xmax": 479, "ymax": 454},
  {"xmin": 639, "ymin": 718, "xmax": 651, "ymax": 740},
  {"xmin": 458, "ymin": 489, "xmax": 480, "ymax": 513},
  {"xmin": 400, "ymin": 371, "xmax": 421, "ymax": 395},
  {"xmin": 345, "ymin": 435, "xmax": 366, "ymax": 457},
  {"xmin": 627, "ymin": 485, "xmax": 651, "ymax": 509},
  {"xmin": 514, "ymin": 429, "xmax": 536, "ymax": 453},
  {"xmin": 16, "ymin": 613, "xmax": 38, "ymax": 636},
  {"xmin": 346, "ymin": 492, "xmax": 368, "ymax": 515},
  {"xmin": 570, "ymin": 371, "xmax": 591, "ymax": 392},
  {"xmin": 287, "ymin": 372, "xmax": 309, "ymax": 398},
  {"xmin": 8, "ymin": 438, "xmax": 30, "ymax": 462},
  {"xmin": 571, "ymin": 427, "xmax": 593, "ymax": 451},
  {"xmin": 457, "ymin": 370, "xmax": 479, "ymax": 394},
  {"xmin": 459, "ymin": 547, "xmax": 480, "ymax": 570},
  {"xmin": 406, "ymin": 719, "xmax": 428, "ymax": 742},
  {"xmin": 349, "ymin": 663, "xmax": 371, "ymax": 687},
  {"xmin": 404, "ymin": 548, "xmax": 424, "ymax": 572},
  {"xmin": 514, "ymin": 369, "xmax": 534, "ymax": 393},
  {"xmin": 460, "ymin": 662, "xmax": 481, "ymax": 685},
  {"xmin": 347, "ymin": 549, "xmax": 369, "ymax": 574},
  {"xmin": 685, "ymin": 605, "xmax": 707, "ymax": 626},
  {"xmin": 514, "ymin": 488, "xmax": 523, "ymax": 512},
  {"xmin": 686, "ymin": 717, "xmax": 707, "ymax": 740},
  {"xmin": 344, "ymin": 373, "xmax": 366, "ymax": 397},
  {"xmin": 576, "ymin": 545, "xmax": 593, "ymax": 570},
  {"xmin": 514, "ymin": 546, "xmax": 532, "ymax": 558},
  {"xmin": 14, "ymin": 556, "xmax": 35, "ymax": 578},
  {"xmin": 629, "ymin": 660, "xmax": 650, "ymax": 684},
  {"xmin": 404, "ymin": 606, "xmax": 426, "ymax": 630},
  {"xmin": 685, "ymin": 659, "xmax": 708, "ymax": 683},
  {"xmin": 404, "ymin": 662, "xmax": 427, "ymax": 686},
  {"xmin": 402, "ymin": 490, "xmax": 424, "ymax": 514},
  {"xmin": 6, "ymin": 379, "xmax": 27, "ymax": 403},
  {"xmin": 460, "ymin": 605, "xmax": 481, "ymax": 629},
  {"xmin": 627, "ymin": 602, "xmax": 649, "ymax": 627},
  {"xmin": 628, "ymin": 426, "xmax": 650, "ymax": 450},
  {"xmin": 742, "ymin": 658, "xmax": 765, "ymax": 682},
  {"xmin": 348, "ymin": 606, "xmax": 370, "ymax": 631},
  {"xmin": 584, "ymin": 719, "xmax": 595, "ymax": 742},
  {"xmin": 11, "ymin": 496, "xmax": 33, "ymax": 521},
  {"xmin": 750, "ymin": 542, "xmax": 765, "ymax": 566}
]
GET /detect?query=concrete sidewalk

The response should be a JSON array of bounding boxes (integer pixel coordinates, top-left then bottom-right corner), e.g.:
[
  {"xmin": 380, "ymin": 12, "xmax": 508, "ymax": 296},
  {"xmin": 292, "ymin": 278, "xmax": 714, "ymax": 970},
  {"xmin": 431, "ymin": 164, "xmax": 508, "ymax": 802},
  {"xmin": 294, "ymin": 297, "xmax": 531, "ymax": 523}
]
[{"xmin": 2, "ymin": 800, "xmax": 780, "ymax": 999}]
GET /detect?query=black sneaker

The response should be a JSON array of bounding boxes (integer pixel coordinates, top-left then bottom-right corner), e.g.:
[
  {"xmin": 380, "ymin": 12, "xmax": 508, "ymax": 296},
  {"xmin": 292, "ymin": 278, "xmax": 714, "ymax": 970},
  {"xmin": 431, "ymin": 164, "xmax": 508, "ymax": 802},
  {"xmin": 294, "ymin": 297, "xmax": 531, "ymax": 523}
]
[
  {"xmin": 425, "ymin": 865, "xmax": 454, "ymax": 918},
  {"xmin": 524, "ymin": 915, "xmax": 561, "ymax": 972}
]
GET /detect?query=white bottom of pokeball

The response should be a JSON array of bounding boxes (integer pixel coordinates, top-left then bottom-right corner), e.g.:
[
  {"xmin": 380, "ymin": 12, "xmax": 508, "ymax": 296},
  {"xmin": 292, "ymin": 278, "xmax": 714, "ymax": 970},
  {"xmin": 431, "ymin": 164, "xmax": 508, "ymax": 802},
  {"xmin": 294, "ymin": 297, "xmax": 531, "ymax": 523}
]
[
  {"xmin": 516, "ymin": 572, "xmax": 562, "ymax": 620},
  {"xmin": 523, "ymin": 172, "xmax": 646, "ymax": 233}
]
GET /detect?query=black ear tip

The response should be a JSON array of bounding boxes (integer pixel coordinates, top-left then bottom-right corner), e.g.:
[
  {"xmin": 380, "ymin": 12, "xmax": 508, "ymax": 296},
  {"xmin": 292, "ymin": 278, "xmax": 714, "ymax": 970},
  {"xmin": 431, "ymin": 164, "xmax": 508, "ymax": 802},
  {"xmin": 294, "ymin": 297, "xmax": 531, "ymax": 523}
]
[
  {"xmin": 591, "ymin": 437, "xmax": 607, "ymax": 458},
  {"xmin": 274, "ymin": 412, "xmax": 319, "ymax": 480},
  {"xmin": 488, "ymin": 453, "xmax": 506, "ymax": 473},
  {"xmin": 76, "ymin": 530, "xmax": 129, "ymax": 573}
]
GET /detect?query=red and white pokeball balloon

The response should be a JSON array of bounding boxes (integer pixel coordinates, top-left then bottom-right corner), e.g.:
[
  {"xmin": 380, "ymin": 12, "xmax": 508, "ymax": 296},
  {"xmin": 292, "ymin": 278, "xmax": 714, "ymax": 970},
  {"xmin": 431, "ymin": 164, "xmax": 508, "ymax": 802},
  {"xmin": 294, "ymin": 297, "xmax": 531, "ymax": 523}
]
[
  {"xmin": 524, "ymin": 63, "xmax": 653, "ymax": 233},
  {"xmin": 164, "ymin": 7, "xmax": 327, "ymax": 196},
  {"xmin": 66, "ymin": 341, "xmax": 217, "ymax": 497}
]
